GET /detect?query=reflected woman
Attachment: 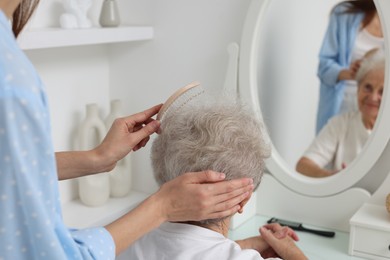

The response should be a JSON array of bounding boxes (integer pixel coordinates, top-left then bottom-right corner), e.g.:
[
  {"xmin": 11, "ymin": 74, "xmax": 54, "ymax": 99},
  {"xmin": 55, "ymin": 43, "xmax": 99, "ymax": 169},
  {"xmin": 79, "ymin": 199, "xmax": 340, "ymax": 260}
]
[
  {"xmin": 297, "ymin": 48, "xmax": 384, "ymax": 178},
  {"xmin": 316, "ymin": 0, "xmax": 384, "ymax": 134}
]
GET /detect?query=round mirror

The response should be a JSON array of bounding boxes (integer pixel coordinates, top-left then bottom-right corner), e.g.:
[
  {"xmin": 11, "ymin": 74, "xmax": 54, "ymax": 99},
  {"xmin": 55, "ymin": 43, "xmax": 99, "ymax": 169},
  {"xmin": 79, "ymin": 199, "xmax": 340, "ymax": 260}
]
[{"xmin": 239, "ymin": 0, "xmax": 390, "ymax": 196}]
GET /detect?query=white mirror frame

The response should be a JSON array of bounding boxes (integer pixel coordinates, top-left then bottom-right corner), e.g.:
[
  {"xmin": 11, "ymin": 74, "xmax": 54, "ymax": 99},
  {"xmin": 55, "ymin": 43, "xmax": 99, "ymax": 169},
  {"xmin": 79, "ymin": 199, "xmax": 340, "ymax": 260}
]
[{"xmin": 239, "ymin": 0, "xmax": 390, "ymax": 197}]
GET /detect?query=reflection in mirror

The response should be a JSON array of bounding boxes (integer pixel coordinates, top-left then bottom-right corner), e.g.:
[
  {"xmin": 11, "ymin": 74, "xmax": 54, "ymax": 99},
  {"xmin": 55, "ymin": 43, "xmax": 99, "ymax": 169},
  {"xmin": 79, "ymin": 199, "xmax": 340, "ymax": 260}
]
[
  {"xmin": 296, "ymin": 48, "xmax": 385, "ymax": 178},
  {"xmin": 316, "ymin": 0, "xmax": 384, "ymax": 135},
  {"xmin": 240, "ymin": 0, "xmax": 390, "ymax": 196},
  {"xmin": 256, "ymin": 0, "xmax": 384, "ymax": 174}
]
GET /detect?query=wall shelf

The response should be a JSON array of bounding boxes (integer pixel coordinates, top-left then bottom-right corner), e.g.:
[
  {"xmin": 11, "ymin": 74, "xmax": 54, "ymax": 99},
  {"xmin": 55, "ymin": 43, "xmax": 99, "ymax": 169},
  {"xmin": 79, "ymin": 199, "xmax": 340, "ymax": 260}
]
[
  {"xmin": 18, "ymin": 26, "xmax": 154, "ymax": 50},
  {"xmin": 62, "ymin": 191, "xmax": 149, "ymax": 229}
]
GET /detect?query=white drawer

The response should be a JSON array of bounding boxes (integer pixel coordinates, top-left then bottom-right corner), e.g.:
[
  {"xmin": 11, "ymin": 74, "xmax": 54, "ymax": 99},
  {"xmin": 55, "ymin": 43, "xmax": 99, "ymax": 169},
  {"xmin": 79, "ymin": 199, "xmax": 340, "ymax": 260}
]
[{"xmin": 353, "ymin": 226, "xmax": 390, "ymax": 258}]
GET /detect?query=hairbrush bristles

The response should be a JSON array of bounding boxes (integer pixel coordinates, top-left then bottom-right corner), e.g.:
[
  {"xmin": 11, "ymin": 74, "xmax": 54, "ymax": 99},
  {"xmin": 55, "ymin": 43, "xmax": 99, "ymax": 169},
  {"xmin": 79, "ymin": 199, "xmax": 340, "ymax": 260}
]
[{"xmin": 157, "ymin": 81, "xmax": 205, "ymax": 121}]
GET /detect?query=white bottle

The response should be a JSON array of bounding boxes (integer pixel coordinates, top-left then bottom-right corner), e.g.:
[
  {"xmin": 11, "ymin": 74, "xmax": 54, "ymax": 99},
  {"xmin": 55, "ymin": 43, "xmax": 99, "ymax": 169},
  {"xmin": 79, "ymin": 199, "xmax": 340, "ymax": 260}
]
[
  {"xmin": 78, "ymin": 104, "xmax": 110, "ymax": 206},
  {"xmin": 105, "ymin": 100, "xmax": 132, "ymax": 197}
]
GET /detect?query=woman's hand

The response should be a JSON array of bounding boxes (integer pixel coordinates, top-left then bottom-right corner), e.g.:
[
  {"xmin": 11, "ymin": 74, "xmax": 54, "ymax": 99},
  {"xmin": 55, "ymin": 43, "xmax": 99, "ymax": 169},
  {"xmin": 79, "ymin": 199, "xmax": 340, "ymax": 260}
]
[
  {"xmin": 94, "ymin": 104, "xmax": 162, "ymax": 172},
  {"xmin": 349, "ymin": 59, "xmax": 361, "ymax": 78},
  {"xmin": 154, "ymin": 171, "xmax": 254, "ymax": 222},
  {"xmin": 56, "ymin": 104, "xmax": 162, "ymax": 180},
  {"xmin": 338, "ymin": 59, "xmax": 361, "ymax": 81}
]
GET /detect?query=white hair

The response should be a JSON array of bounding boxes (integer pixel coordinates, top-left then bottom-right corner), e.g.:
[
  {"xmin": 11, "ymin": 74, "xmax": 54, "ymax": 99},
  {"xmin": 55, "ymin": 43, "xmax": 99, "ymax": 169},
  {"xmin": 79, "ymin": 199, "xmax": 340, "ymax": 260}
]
[
  {"xmin": 356, "ymin": 47, "xmax": 386, "ymax": 83},
  {"xmin": 151, "ymin": 98, "xmax": 271, "ymax": 224}
]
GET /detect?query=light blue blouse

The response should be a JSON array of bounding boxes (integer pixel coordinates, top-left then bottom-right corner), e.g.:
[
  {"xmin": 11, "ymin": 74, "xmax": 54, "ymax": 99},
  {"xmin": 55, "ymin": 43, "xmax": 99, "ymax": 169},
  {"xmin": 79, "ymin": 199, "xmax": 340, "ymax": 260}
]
[
  {"xmin": 316, "ymin": 3, "xmax": 364, "ymax": 134},
  {"xmin": 0, "ymin": 11, "xmax": 115, "ymax": 259}
]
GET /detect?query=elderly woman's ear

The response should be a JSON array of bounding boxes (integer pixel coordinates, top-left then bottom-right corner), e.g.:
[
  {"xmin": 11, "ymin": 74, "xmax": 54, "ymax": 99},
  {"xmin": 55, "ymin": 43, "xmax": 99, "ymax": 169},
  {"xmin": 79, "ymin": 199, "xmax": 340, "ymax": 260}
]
[{"xmin": 238, "ymin": 191, "xmax": 253, "ymax": 214}]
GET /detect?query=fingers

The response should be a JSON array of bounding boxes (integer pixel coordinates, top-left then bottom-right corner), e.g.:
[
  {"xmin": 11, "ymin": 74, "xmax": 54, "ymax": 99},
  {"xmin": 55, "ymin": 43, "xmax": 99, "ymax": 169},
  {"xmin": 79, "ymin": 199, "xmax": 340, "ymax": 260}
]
[
  {"xmin": 173, "ymin": 171, "xmax": 254, "ymax": 220},
  {"xmin": 259, "ymin": 227, "xmax": 307, "ymax": 260},
  {"xmin": 261, "ymin": 223, "xmax": 299, "ymax": 241},
  {"xmin": 124, "ymin": 104, "xmax": 162, "ymax": 128},
  {"xmin": 211, "ymin": 189, "xmax": 252, "ymax": 213},
  {"xmin": 181, "ymin": 170, "xmax": 227, "ymax": 184},
  {"xmin": 132, "ymin": 136, "xmax": 150, "ymax": 151},
  {"xmin": 259, "ymin": 227, "xmax": 277, "ymax": 245},
  {"xmin": 204, "ymin": 176, "xmax": 254, "ymax": 196},
  {"xmin": 211, "ymin": 182, "xmax": 253, "ymax": 203},
  {"xmin": 289, "ymin": 229, "xmax": 300, "ymax": 241},
  {"xmin": 129, "ymin": 120, "xmax": 160, "ymax": 148},
  {"xmin": 128, "ymin": 106, "xmax": 161, "ymax": 150}
]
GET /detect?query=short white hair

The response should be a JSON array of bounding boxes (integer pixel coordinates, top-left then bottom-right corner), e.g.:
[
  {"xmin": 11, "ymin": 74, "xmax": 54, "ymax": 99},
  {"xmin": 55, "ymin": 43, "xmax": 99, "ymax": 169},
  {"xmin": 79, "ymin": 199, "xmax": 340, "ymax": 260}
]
[
  {"xmin": 151, "ymin": 98, "xmax": 271, "ymax": 223},
  {"xmin": 356, "ymin": 47, "xmax": 386, "ymax": 83}
]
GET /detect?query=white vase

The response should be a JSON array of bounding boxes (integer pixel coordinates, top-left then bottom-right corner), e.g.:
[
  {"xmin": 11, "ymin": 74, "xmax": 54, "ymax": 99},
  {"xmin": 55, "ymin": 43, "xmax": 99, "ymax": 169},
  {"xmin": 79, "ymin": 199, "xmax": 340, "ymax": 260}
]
[
  {"xmin": 78, "ymin": 104, "xmax": 110, "ymax": 207},
  {"xmin": 105, "ymin": 100, "xmax": 132, "ymax": 197},
  {"xmin": 99, "ymin": 0, "xmax": 121, "ymax": 27}
]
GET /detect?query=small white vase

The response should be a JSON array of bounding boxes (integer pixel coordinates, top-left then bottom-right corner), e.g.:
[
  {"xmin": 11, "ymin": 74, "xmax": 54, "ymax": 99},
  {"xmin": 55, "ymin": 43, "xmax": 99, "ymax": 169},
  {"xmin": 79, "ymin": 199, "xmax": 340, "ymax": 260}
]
[
  {"xmin": 105, "ymin": 100, "xmax": 132, "ymax": 197},
  {"xmin": 78, "ymin": 104, "xmax": 110, "ymax": 207},
  {"xmin": 99, "ymin": 0, "xmax": 121, "ymax": 27}
]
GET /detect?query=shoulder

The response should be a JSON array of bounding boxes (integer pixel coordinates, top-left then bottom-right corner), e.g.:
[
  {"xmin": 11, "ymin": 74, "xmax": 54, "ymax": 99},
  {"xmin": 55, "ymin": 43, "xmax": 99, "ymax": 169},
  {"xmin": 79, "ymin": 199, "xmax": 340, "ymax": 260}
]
[
  {"xmin": 332, "ymin": 110, "xmax": 357, "ymax": 120},
  {"xmin": 327, "ymin": 111, "xmax": 358, "ymax": 130},
  {"xmin": 332, "ymin": 2, "xmax": 351, "ymax": 15}
]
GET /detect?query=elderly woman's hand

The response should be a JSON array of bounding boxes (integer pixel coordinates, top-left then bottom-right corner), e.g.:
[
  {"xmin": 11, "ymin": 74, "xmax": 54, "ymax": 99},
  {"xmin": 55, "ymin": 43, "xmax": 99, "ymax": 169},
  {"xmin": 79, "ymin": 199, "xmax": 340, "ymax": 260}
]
[
  {"xmin": 236, "ymin": 223, "xmax": 299, "ymax": 258},
  {"xmin": 260, "ymin": 226, "xmax": 308, "ymax": 260},
  {"xmin": 262, "ymin": 223, "xmax": 299, "ymax": 241}
]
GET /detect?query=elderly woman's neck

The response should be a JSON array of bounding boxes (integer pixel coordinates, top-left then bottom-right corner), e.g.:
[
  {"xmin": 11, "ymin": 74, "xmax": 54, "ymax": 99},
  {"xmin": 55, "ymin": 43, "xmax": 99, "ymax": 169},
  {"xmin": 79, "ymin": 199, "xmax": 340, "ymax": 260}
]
[
  {"xmin": 182, "ymin": 218, "xmax": 231, "ymax": 237},
  {"xmin": 362, "ymin": 115, "xmax": 376, "ymax": 130}
]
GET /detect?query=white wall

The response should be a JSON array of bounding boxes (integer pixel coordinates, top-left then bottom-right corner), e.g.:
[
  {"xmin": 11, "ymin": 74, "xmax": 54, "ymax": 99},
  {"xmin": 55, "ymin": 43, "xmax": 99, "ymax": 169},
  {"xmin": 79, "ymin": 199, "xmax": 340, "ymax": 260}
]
[
  {"xmin": 24, "ymin": 0, "xmax": 251, "ymax": 201},
  {"xmin": 109, "ymin": 0, "xmax": 252, "ymax": 193}
]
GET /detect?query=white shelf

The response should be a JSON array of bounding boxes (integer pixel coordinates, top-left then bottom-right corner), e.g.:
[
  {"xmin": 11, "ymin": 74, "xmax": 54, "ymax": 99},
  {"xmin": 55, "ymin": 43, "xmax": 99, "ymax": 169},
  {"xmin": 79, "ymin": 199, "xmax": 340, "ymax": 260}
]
[
  {"xmin": 62, "ymin": 191, "xmax": 149, "ymax": 229},
  {"xmin": 18, "ymin": 26, "xmax": 154, "ymax": 50}
]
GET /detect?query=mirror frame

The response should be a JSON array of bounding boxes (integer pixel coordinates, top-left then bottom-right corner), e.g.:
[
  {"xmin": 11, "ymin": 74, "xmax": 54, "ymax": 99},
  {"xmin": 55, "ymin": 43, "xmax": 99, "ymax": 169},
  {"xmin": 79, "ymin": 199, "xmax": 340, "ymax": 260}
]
[{"xmin": 239, "ymin": 0, "xmax": 390, "ymax": 196}]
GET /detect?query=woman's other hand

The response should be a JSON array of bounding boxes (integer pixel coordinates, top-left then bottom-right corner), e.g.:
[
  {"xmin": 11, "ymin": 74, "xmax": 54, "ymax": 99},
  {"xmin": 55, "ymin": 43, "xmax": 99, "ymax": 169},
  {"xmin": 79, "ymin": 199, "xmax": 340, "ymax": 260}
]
[{"xmin": 154, "ymin": 170, "xmax": 254, "ymax": 222}]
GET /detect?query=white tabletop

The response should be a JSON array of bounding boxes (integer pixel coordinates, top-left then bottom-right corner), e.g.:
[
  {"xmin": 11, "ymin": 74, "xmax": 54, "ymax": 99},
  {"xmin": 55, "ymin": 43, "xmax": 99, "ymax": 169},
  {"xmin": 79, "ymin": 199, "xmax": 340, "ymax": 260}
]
[{"xmin": 228, "ymin": 215, "xmax": 365, "ymax": 260}]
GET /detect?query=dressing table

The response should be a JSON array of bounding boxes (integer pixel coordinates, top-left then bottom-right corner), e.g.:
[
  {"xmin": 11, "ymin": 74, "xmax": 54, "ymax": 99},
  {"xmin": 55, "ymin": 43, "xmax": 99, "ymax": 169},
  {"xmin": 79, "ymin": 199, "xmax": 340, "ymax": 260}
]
[
  {"xmin": 230, "ymin": 215, "xmax": 364, "ymax": 260},
  {"xmin": 227, "ymin": 0, "xmax": 390, "ymax": 259}
]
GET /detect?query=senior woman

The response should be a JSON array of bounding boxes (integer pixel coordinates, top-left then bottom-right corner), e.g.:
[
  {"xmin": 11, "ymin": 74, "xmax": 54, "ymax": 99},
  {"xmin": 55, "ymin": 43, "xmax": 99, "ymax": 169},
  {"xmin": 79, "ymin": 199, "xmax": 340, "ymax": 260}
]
[
  {"xmin": 122, "ymin": 99, "xmax": 307, "ymax": 260},
  {"xmin": 296, "ymin": 48, "xmax": 385, "ymax": 178}
]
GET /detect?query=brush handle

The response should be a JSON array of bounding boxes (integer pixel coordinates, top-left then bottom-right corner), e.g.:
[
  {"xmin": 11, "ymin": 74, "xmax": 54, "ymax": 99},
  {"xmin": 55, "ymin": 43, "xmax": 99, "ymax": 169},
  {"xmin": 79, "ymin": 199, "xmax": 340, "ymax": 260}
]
[
  {"xmin": 296, "ymin": 225, "xmax": 335, "ymax": 238},
  {"xmin": 267, "ymin": 217, "xmax": 335, "ymax": 238}
]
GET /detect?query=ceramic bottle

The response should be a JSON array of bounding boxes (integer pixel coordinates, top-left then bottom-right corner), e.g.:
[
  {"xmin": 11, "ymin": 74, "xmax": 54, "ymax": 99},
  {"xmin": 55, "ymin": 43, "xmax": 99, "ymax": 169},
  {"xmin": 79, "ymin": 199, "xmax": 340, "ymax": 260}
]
[
  {"xmin": 105, "ymin": 100, "xmax": 132, "ymax": 197},
  {"xmin": 78, "ymin": 103, "xmax": 110, "ymax": 206},
  {"xmin": 99, "ymin": 0, "xmax": 121, "ymax": 27}
]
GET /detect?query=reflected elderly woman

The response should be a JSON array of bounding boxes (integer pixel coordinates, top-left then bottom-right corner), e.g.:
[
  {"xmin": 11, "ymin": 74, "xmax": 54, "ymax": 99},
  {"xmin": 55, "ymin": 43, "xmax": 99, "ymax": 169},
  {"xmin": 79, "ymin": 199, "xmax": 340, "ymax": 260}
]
[
  {"xmin": 123, "ymin": 99, "xmax": 307, "ymax": 259},
  {"xmin": 296, "ymin": 48, "xmax": 385, "ymax": 178}
]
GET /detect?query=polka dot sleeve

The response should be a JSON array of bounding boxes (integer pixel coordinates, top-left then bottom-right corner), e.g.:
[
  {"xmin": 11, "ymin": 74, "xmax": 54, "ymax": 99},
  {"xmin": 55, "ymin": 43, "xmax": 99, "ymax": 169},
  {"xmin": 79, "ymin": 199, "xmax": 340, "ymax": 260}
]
[{"xmin": 70, "ymin": 227, "xmax": 116, "ymax": 260}]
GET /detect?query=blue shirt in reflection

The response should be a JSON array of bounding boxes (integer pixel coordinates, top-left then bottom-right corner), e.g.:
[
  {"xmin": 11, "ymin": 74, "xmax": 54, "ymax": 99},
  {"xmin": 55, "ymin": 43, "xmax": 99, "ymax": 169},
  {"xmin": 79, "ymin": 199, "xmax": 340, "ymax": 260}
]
[{"xmin": 316, "ymin": 3, "xmax": 364, "ymax": 134}]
